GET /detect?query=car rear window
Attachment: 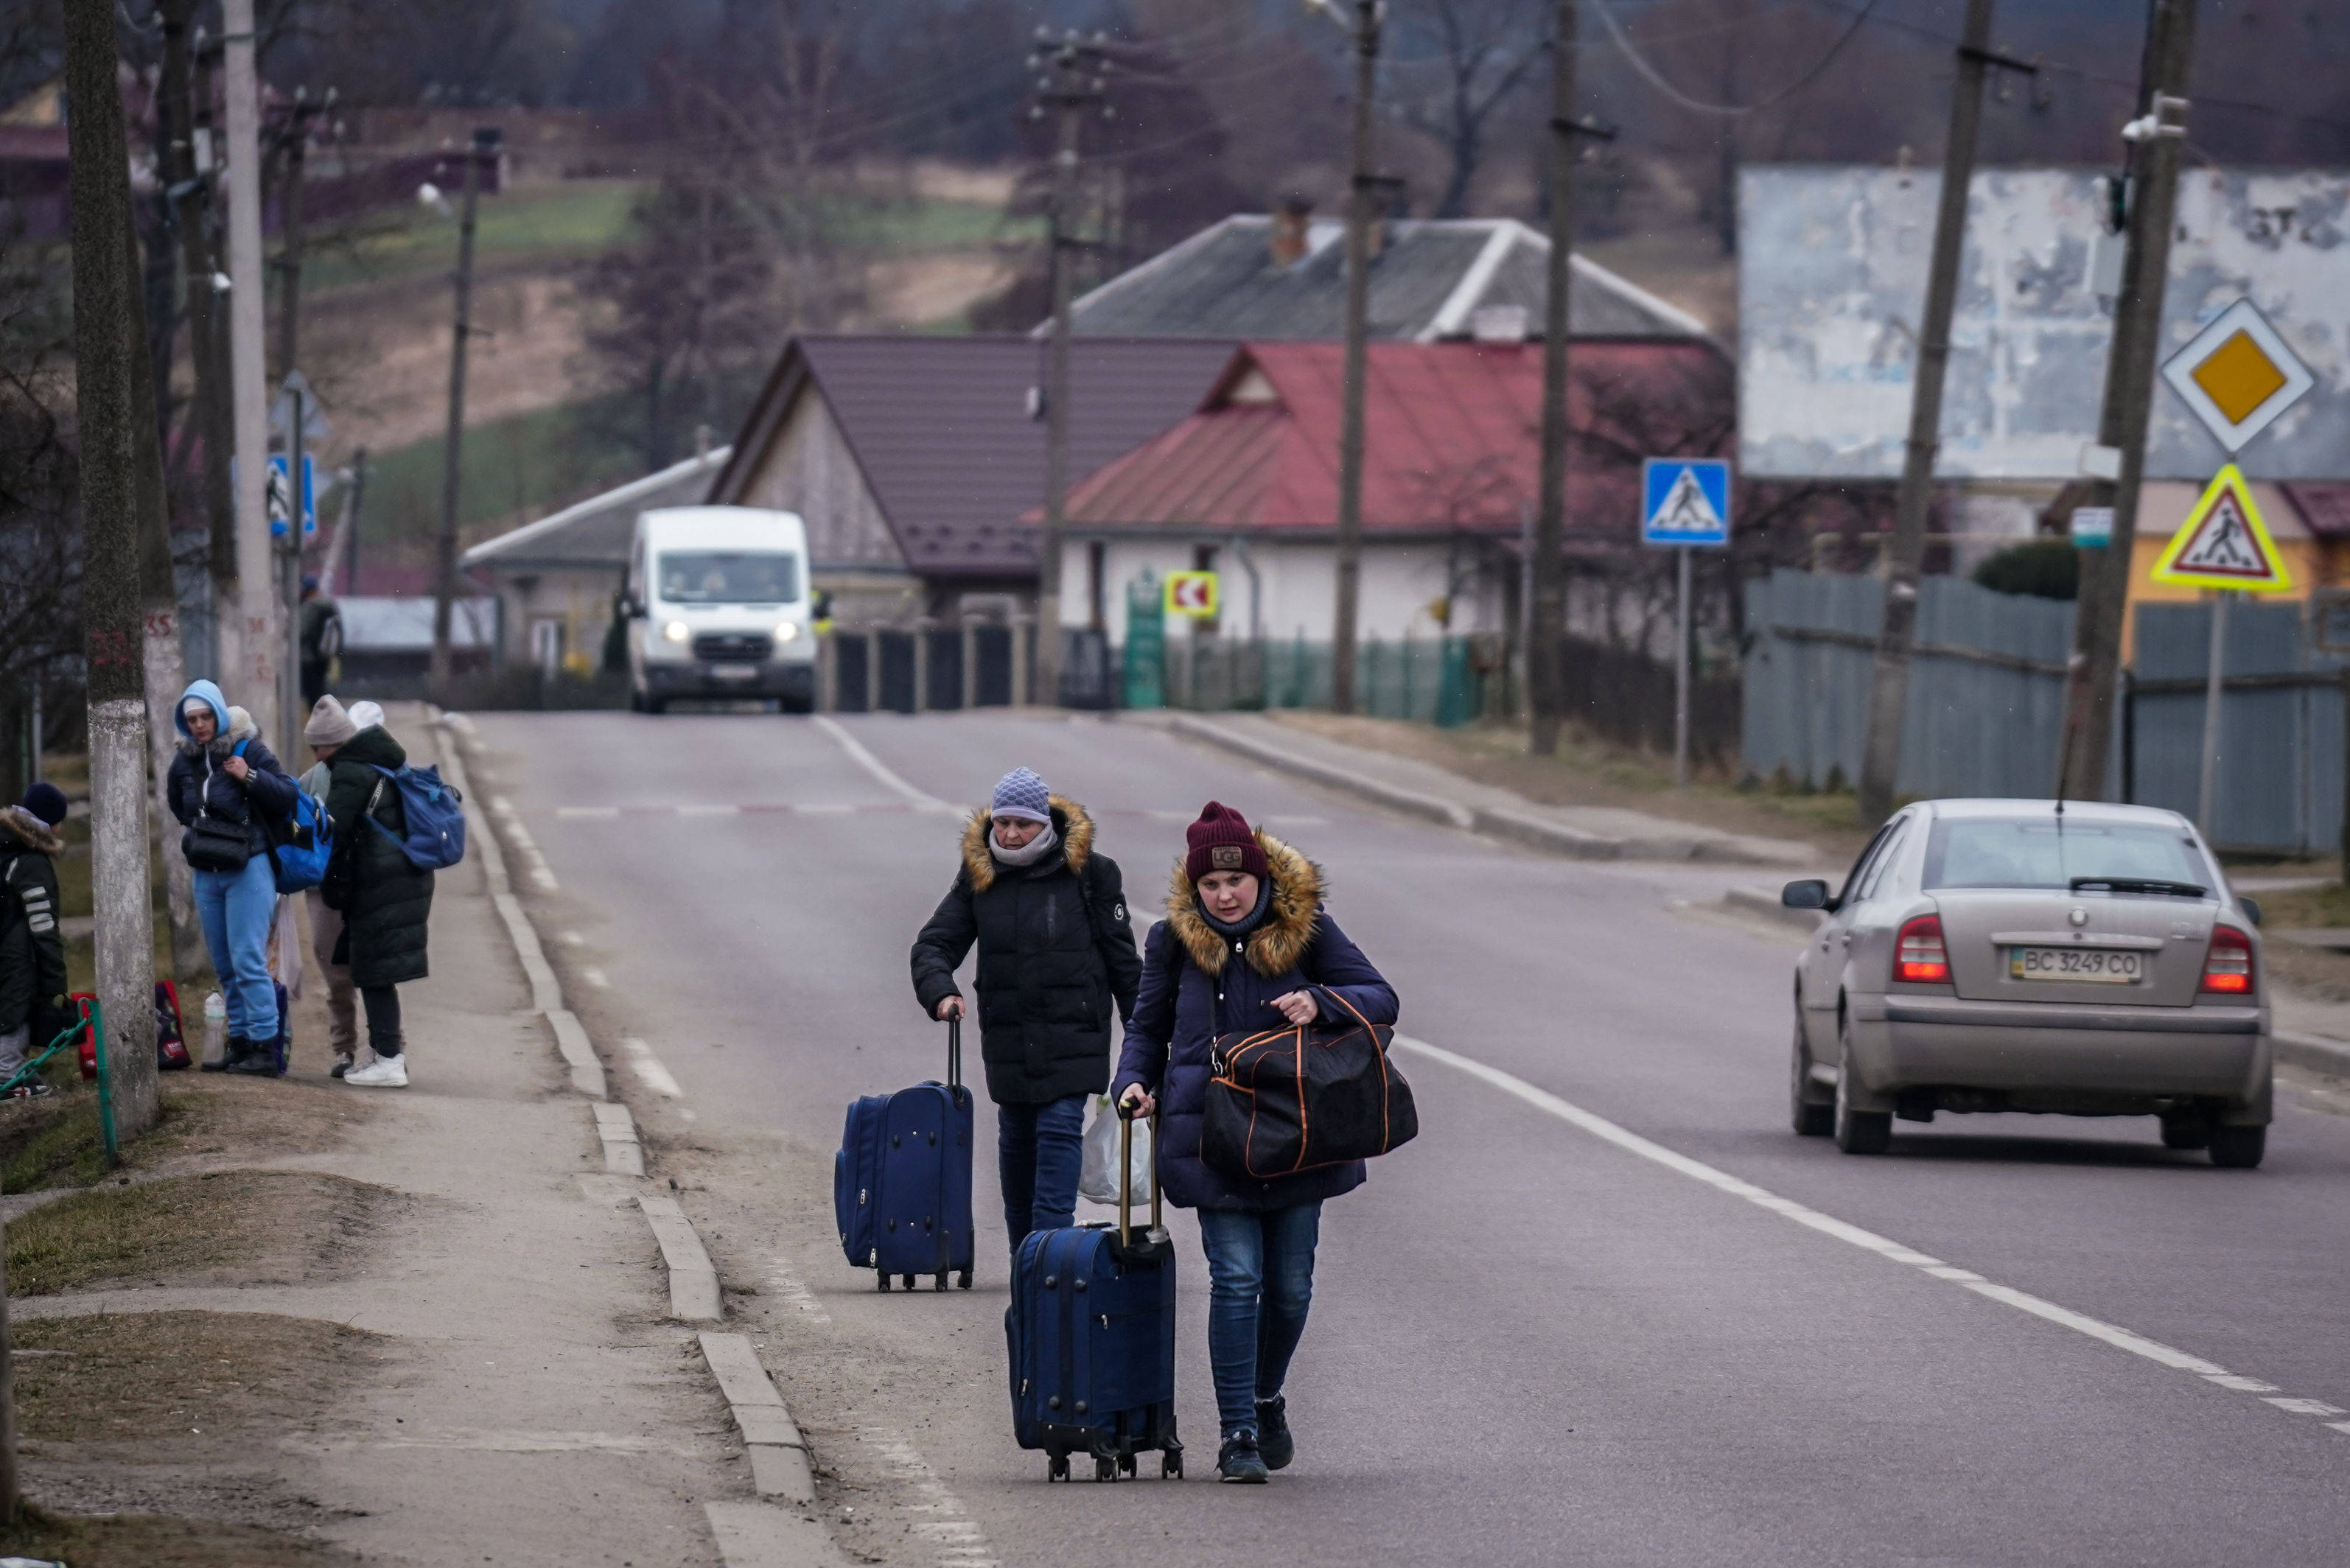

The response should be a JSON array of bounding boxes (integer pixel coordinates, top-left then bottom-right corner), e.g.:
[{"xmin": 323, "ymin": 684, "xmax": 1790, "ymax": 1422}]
[{"xmin": 1922, "ymin": 819, "xmax": 2207, "ymax": 892}]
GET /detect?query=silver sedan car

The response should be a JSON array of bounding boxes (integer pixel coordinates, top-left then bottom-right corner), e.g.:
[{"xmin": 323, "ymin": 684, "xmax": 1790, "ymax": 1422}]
[{"xmin": 1783, "ymin": 798, "xmax": 2270, "ymax": 1167}]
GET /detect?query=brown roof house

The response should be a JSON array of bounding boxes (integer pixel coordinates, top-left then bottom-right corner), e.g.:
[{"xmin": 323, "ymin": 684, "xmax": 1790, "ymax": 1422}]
[{"xmin": 705, "ymin": 334, "xmax": 1237, "ymax": 623}]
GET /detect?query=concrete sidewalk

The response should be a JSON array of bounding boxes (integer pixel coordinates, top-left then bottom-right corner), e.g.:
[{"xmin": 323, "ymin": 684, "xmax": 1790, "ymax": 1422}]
[
  {"xmin": 1140, "ymin": 710, "xmax": 1818, "ymax": 866},
  {"xmin": 14, "ymin": 707, "xmax": 735, "ymax": 1566}
]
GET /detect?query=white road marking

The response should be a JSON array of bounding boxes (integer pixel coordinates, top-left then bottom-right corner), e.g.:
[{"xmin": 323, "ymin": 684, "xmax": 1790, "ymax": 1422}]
[
  {"xmin": 556, "ymin": 805, "xmax": 620, "ymax": 819},
  {"xmin": 580, "ymin": 967, "xmax": 609, "ymax": 990},
  {"xmin": 559, "ymin": 930, "xmax": 584, "ymax": 946},
  {"xmin": 2206, "ymin": 1373, "xmax": 2281, "ymax": 1392},
  {"xmin": 619, "ymin": 1037, "xmax": 684, "ymax": 1099},
  {"xmin": 858, "ymin": 1426, "xmax": 998, "ymax": 1568},
  {"xmin": 769, "ymin": 1259, "xmax": 830, "ymax": 1324},
  {"xmin": 812, "ymin": 715, "xmax": 959, "ymax": 816},
  {"xmin": 677, "ymin": 803, "xmax": 741, "ymax": 817},
  {"xmin": 1392, "ymin": 1034, "xmax": 2343, "ymax": 1435}
]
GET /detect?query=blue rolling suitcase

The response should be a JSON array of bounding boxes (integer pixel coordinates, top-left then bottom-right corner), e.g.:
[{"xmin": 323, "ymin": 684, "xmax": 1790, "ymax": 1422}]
[
  {"xmin": 1007, "ymin": 1109, "xmax": 1183, "ymax": 1482},
  {"xmin": 834, "ymin": 1018, "xmax": 976, "ymax": 1291}
]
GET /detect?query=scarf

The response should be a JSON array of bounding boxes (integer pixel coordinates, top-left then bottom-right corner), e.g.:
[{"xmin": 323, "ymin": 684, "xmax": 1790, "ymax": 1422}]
[
  {"xmin": 1198, "ymin": 878, "xmax": 1273, "ymax": 940},
  {"xmin": 990, "ymin": 822, "xmax": 1060, "ymax": 869}
]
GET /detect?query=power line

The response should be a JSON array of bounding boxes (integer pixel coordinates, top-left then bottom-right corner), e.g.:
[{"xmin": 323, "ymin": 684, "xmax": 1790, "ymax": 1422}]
[{"xmin": 1588, "ymin": 0, "xmax": 1885, "ymax": 118}]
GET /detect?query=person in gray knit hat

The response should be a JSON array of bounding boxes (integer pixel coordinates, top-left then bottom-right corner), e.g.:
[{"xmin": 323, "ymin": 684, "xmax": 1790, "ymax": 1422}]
[
  {"xmin": 299, "ymin": 696, "xmax": 362, "ymax": 1075},
  {"xmin": 910, "ymin": 767, "xmax": 1141, "ymax": 1253}
]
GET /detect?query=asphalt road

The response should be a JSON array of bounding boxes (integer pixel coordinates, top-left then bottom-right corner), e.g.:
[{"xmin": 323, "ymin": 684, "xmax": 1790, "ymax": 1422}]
[{"xmin": 464, "ymin": 707, "xmax": 2350, "ymax": 1568}]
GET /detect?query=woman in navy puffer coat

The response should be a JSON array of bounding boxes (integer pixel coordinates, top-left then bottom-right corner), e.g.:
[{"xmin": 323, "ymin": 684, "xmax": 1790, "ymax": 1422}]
[{"xmin": 1114, "ymin": 802, "xmax": 1396, "ymax": 1485}]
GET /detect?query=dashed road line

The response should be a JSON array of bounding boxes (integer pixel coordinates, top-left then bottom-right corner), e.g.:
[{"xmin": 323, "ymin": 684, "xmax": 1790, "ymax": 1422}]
[
  {"xmin": 489, "ymin": 794, "xmax": 560, "ymax": 890},
  {"xmin": 769, "ymin": 1259, "xmax": 830, "ymax": 1324},
  {"xmin": 620, "ymin": 1036, "xmax": 684, "ymax": 1098},
  {"xmin": 1393, "ymin": 1033, "xmax": 2350, "ymax": 1441},
  {"xmin": 811, "ymin": 716, "xmax": 959, "ymax": 816},
  {"xmin": 859, "ymin": 1426, "xmax": 998, "ymax": 1568}
]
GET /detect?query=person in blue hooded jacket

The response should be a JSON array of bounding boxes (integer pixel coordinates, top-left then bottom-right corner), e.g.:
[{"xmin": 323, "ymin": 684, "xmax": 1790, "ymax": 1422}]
[
  {"xmin": 166, "ymin": 680, "xmax": 297, "ymax": 1074},
  {"xmin": 1114, "ymin": 801, "xmax": 1396, "ymax": 1485}
]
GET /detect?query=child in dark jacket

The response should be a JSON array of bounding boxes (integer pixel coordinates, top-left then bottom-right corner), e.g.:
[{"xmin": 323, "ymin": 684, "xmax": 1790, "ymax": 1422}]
[{"xmin": 0, "ymin": 783, "xmax": 71, "ymax": 1094}]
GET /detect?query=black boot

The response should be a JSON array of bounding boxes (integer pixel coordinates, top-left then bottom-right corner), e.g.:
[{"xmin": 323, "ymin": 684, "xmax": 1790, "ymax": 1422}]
[
  {"xmin": 226, "ymin": 1033, "xmax": 279, "ymax": 1075},
  {"xmin": 1215, "ymin": 1432, "xmax": 1267, "ymax": 1484},
  {"xmin": 1253, "ymin": 1396, "xmax": 1293, "ymax": 1471},
  {"xmin": 202, "ymin": 1035, "xmax": 248, "ymax": 1073}
]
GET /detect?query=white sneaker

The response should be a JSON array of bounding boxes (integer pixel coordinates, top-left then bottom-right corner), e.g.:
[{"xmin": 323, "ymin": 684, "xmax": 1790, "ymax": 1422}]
[{"xmin": 344, "ymin": 1054, "xmax": 409, "ymax": 1088}]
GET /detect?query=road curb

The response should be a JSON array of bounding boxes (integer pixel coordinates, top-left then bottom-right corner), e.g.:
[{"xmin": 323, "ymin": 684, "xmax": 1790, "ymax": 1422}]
[
  {"xmin": 592, "ymin": 1101, "xmax": 645, "ymax": 1177},
  {"xmin": 1163, "ymin": 714, "xmax": 1478, "ymax": 830},
  {"xmin": 700, "ymin": 1331, "xmax": 816, "ymax": 1504},
  {"xmin": 1724, "ymin": 884, "xmax": 1826, "ymax": 932},
  {"xmin": 640, "ymin": 1194, "xmax": 725, "ymax": 1322},
  {"xmin": 2275, "ymin": 1031, "xmax": 2350, "ymax": 1078},
  {"xmin": 1469, "ymin": 803, "xmax": 1623, "ymax": 859}
]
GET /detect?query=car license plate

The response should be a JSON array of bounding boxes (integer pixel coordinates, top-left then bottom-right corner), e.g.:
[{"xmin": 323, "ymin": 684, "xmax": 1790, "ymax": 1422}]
[
  {"xmin": 707, "ymin": 664, "xmax": 760, "ymax": 680},
  {"xmin": 2010, "ymin": 946, "xmax": 2144, "ymax": 984}
]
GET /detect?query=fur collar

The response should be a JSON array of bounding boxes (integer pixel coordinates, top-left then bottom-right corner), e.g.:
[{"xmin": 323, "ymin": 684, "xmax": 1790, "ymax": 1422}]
[
  {"xmin": 959, "ymin": 796, "xmax": 1094, "ymax": 893},
  {"xmin": 1165, "ymin": 829, "xmax": 1322, "ymax": 978},
  {"xmin": 0, "ymin": 805, "xmax": 62, "ymax": 855},
  {"xmin": 178, "ymin": 707, "xmax": 259, "ymax": 760}
]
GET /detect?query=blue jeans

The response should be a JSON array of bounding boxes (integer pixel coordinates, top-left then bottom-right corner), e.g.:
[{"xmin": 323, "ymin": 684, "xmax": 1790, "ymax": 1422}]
[
  {"xmin": 194, "ymin": 856, "xmax": 279, "ymax": 1040},
  {"xmin": 1197, "ymin": 1203, "xmax": 1323, "ymax": 1441},
  {"xmin": 997, "ymin": 1094, "xmax": 1086, "ymax": 1253}
]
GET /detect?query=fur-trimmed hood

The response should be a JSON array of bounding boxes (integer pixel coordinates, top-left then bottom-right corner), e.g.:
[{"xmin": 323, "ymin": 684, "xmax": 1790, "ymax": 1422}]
[
  {"xmin": 172, "ymin": 679, "xmax": 256, "ymax": 759},
  {"xmin": 959, "ymin": 795, "xmax": 1095, "ymax": 893},
  {"xmin": 1165, "ymin": 829, "xmax": 1322, "ymax": 978},
  {"xmin": 0, "ymin": 805, "xmax": 62, "ymax": 856}
]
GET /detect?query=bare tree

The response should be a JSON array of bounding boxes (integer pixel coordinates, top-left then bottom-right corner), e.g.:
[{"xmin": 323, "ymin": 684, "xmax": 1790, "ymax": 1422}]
[{"xmin": 1394, "ymin": 0, "xmax": 1550, "ymax": 217}]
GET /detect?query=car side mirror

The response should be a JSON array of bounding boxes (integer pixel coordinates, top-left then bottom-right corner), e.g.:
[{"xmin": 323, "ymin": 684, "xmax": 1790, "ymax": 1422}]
[
  {"xmin": 2238, "ymin": 896, "xmax": 2263, "ymax": 928},
  {"xmin": 625, "ymin": 596, "xmax": 647, "ymax": 620},
  {"xmin": 1781, "ymin": 878, "xmax": 1830, "ymax": 911}
]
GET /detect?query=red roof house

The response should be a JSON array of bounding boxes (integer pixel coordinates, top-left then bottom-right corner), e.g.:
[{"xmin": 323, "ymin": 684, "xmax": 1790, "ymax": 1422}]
[{"xmin": 1050, "ymin": 339, "xmax": 1730, "ymax": 643}]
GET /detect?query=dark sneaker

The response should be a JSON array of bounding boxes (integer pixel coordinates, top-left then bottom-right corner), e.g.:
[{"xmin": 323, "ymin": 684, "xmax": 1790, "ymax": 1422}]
[
  {"xmin": 329, "ymin": 1054, "xmax": 354, "ymax": 1079},
  {"xmin": 1216, "ymin": 1434, "xmax": 1267, "ymax": 1485},
  {"xmin": 6, "ymin": 1082, "xmax": 53, "ymax": 1100},
  {"xmin": 1253, "ymin": 1396, "xmax": 1293, "ymax": 1471},
  {"xmin": 200, "ymin": 1036, "xmax": 245, "ymax": 1073}
]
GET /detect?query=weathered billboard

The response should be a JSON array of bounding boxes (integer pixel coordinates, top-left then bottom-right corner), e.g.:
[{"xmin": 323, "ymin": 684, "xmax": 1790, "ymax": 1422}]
[{"xmin": 1738, "ymin": 165, "xmax": 2350, "ymax": 480}]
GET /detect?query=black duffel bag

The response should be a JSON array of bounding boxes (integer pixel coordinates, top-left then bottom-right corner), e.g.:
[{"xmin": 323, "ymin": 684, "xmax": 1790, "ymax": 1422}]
[{"xmin": 1201, "ymin": 993, "xmax": 1417, "ymax": 1181}]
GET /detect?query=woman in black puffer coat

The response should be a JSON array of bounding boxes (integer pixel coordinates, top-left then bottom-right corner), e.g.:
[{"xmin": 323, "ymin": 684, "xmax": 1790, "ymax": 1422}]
[
  {"xmin": 313, "ymin": 701, "xmax": 433, "ymax": 1089},
  {"xmin": 1114, "ymin": 802, "xmax": 1396, "ymax": 1485}
]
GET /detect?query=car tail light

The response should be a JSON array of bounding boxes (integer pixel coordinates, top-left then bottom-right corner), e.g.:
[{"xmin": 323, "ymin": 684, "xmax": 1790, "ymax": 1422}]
[
  {"xmin": 1895, "ymin": 914, "xmax": 1950, "ymax": 984},
  {"xmin": 2200, "ymin": 925, "xmax": 2255, "ymax": 995}
]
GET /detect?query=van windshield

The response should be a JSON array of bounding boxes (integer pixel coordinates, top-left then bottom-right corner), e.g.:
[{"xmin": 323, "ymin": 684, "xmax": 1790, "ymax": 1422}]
[
  {"xmin": 657, "ymin": 551, "xmax": 800, "ymax": 605},
  {"xmin": 1922, "ymin": 819, "xmax": 2209, "ymax": 893}
]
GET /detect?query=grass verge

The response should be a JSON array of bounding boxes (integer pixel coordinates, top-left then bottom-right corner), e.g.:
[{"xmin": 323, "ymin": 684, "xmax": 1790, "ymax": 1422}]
[
  {"xmin": 0, "ymin": 1504, "xmax": 363, "ymax": 1567},
  {"xmin": 7, "ymin": 1170, "xmax": 399, "ymax": 1295}
]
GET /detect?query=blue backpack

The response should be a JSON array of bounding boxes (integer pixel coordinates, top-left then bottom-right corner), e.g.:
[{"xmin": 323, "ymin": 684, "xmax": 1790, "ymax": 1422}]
[
  {"xmin": 367, "ymin": 763, "xmax": 466, "ymax": 871},
  {"xmin": 268, "ymin": 788, "xmax": 335, "ymax": 894}
]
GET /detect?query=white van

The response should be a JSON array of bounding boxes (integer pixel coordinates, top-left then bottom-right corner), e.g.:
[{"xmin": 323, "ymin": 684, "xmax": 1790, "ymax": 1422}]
[{"xmin": 624, "ymin": 506, "xmax": 816, "ymax": 713}]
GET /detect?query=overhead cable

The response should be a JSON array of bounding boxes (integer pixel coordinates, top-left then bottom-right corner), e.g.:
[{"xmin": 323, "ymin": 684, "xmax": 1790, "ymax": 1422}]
[{"xmin": 1588, "ymin": 0, "xmax": 1884, "ymax": 118}]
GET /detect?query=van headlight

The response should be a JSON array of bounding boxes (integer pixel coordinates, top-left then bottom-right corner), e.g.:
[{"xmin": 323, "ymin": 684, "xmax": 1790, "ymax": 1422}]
[
  {"xmin": 775, "ymin": 622, "xmax": 800, "ymax": 643},
  {"xmin": 662, "ymin": 620, "xmax": 689, "ymax": 643}
]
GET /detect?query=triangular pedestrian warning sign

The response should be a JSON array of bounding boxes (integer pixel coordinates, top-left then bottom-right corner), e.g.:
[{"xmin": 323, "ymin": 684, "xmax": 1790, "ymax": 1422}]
[
  {"xmin": 1655, "ymin": 468, "xmax": 1722, "ymax": 533},
  {"xmin": 2150, "ymin": 465, "xmax": 2293, "ymax": 593}
]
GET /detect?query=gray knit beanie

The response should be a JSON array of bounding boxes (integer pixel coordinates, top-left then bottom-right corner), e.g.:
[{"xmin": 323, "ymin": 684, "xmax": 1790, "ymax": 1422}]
[
  {"xmin": 989, "ymin": 767, "xmax": 1052, "ymax": 825},
  {"xmin": 304, "ymin": 694, "xmax": 359, "ymax": 748}
]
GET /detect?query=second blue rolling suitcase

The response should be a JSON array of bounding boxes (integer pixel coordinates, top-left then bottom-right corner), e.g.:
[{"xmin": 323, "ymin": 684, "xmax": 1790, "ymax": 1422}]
[
  {"xmin": 834, "ymin": 1018, "xmax": 976, "ymax": 1291},
  {"xmin": 1007, "ymin": 1109, "xmax": 1183, "ymax": 1482}
]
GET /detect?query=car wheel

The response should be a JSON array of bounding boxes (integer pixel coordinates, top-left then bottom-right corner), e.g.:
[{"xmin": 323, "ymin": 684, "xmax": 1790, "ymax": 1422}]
[
  {"xmin": 2159, "ymin": 1105, "xmax": 2212, "ymax": 1150},
  {"xmin": 1790, "ymin": 1017, "xmax": 1833, "ymax": 1138},
  {"xmin": 2209, "ymin": 1124, "xmax": 2265, "ymax": 1169},
  {"xmin": 1833, "ymin": 1029, "xmax": 1892, "ymax": 1155}
]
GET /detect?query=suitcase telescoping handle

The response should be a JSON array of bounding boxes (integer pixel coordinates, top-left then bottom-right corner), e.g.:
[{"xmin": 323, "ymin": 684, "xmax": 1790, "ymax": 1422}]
[
  {"xmin": 1116, "ymin": 1096, "xmax": 1161, "ymax": 1245},
  {"xmin": 946, "ymin": 1014, "xmax": 961, "ymax": 1091}
]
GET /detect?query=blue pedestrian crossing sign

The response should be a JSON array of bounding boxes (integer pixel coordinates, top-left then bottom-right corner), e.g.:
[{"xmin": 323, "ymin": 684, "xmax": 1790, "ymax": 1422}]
[
  {"xmin": 267, "ymin": 453, "xmax": 318, "ymax": 538},
  {"xmin": 1641, "ymin": 458, "xmax": 1732, "ymax": 547}
]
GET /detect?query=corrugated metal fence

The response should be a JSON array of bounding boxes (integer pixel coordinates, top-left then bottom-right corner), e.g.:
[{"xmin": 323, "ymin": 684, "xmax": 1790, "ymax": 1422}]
[{"xmin": 1742, "ymin": 570, "xmax": 2348, "ymax": 855}]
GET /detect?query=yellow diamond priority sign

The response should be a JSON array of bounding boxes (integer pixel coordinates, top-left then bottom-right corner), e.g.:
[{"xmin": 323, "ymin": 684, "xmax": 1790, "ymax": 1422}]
[
  {"xmin": 2161, "ymin": 298, "xmax": 2314, "ymax": 454},
  {"xmin": 2149, "ymin": 464, "xmax": 2293, "ymax": 593}
]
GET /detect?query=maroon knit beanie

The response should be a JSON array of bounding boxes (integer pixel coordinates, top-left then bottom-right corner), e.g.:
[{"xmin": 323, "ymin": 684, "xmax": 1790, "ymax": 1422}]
[{"xmin": 1185, "ymin": 800, "xmax": 1268, "ymax": 884}]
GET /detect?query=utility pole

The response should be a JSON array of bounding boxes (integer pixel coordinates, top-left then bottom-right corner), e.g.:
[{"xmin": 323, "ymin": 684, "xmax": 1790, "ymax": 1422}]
[
  {"xmin": 1855, "ymin": 0, "xmax": 2035, "ymax": 826},
  {"xmin": 430, "ymin": 127, "xmax": 500, "ymax": 699},
  {"xmin": 1531, "ymin": 0, "xmax": 1607, "ymax": 755},
  {"xmin": 223, "ymin": 0, "xmax": 273, "ymax": 743},
  {"xmin": 1327, "ymin": 0, "xmax": 1382, "ymax": 715},
  {"xmin": 62, "ymin": 0, "xmax": 163, "ymax": 1140},
  {"xmin": 163, "ymin": 4, "xmax": 237, "ymax": 673},
  {"xmin": 2057, "ymin": 0, "xmax": 2198, "ymax": 800},
  {"xmin": 1030, "ymin": 34, "xmax": 1108, "ymax": 710}
]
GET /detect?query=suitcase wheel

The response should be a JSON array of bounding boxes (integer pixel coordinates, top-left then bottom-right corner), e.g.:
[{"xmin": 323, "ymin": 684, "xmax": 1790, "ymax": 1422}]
[
  {"xmin": 1119, "ymin": 1453, "xmax": 1137, "ymax": 1478},
  {"xmin": 876, "ymin": 1271, "xmax": 891, "ymax": 1292},
  {"xmin": 957, "ymin": 1269, "xmax": 973, "ymax": 1289},
  {"xmin": 933, "ymin": 1273, "xmax": 947, "ymax": 1292},
  {"xmin": 1048, "ymin": 1455, "xmax": 1071, "ymax": 1482},
  {"xmin": 1094, "ymin": 1457, "xmax": 1116, "ymax": 1483},
  {"xmin": 901, "ymin": 1274, "xmax": 916, "ymax": 1289},
  {"xmin": 1161, "ymin": 1452, "xmax": 1182, "ymax": 1480}
]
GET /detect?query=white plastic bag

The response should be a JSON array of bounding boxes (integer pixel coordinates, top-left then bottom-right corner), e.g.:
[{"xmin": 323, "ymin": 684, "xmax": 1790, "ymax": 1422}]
[{"xmin": 1078, "ymin": 1094, "xmax": 1153, "ymax": 1206}]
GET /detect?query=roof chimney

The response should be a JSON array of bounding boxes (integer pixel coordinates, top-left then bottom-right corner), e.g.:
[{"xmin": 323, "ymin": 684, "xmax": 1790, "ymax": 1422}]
[
  {"xmin": 1270, "ymin": 196, "xmax": 1312, "ymax": 270},
  {"xmin": 1470, "ymin": 304, "xmax": 1528, "ymax": 343}
]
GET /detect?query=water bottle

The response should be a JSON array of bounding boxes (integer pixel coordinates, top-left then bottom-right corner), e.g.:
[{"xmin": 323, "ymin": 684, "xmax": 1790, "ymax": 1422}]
[{"xmin": 202, "ymin": 992, "xmax": 227, "ymax": 1067}]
